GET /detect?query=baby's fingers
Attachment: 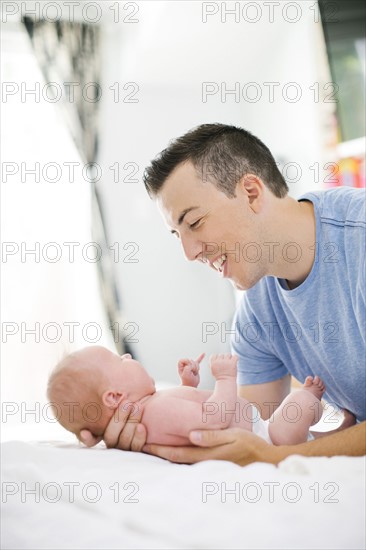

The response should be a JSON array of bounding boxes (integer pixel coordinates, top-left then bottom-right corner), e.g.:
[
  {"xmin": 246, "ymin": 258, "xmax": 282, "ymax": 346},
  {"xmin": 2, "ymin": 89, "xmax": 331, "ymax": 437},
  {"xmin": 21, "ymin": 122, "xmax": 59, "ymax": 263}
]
[{"xmin": 195, "ymin": 352, "xmax": 205, "ymax": 364}]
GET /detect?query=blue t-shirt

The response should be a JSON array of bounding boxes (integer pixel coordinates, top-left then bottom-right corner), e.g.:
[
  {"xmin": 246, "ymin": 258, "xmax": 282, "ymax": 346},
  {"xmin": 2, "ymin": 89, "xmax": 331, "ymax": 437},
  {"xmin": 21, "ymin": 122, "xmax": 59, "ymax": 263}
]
[{"xmin": 232, "ymin": 188, "xmax": 366, "ymax": 422}]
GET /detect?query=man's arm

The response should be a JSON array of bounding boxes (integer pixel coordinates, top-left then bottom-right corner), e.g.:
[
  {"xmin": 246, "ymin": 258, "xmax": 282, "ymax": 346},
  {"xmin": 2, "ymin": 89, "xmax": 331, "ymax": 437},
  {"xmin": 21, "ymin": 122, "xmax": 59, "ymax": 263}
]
[
  {"xmin": 143, "ymin": 421, "xmax": 366, "ymax": 465},
  {"xmin": 238, "ymin": 374, "xmax": 291, "ymax": 420}
]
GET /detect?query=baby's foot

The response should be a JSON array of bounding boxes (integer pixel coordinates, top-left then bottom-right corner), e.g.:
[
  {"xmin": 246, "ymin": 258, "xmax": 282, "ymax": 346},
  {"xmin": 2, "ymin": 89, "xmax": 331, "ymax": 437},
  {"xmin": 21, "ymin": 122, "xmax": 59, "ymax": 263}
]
[{"xmin": 303, "ymin": 375, "xmax": 326, "ymax": 400}]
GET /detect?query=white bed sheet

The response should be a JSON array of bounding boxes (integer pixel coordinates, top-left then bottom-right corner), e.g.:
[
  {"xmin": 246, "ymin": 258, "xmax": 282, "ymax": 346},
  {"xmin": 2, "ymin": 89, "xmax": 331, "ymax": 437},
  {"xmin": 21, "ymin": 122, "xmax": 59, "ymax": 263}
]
[{"xmin": 1, "ymin": 440, "xmax": 365, "ymax": 550}]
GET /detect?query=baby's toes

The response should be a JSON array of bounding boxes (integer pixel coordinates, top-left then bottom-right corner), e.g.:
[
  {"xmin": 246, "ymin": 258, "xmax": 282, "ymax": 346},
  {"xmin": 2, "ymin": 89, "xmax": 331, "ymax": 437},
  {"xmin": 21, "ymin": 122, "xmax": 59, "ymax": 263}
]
[
  {"xmin": 304, "ymin": 376, "xmax": 313, "ymax": 387},
  {"xmin": 314, "ymin": 375, "xmax": 324, "ymax": 388}
]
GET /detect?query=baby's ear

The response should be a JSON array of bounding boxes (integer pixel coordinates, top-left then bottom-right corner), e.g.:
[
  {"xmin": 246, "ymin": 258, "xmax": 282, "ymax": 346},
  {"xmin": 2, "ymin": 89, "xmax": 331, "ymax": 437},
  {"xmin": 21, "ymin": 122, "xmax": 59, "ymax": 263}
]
[{"xmin": 102, "ymin": 390, "xmax": 124, "ymax": 409}]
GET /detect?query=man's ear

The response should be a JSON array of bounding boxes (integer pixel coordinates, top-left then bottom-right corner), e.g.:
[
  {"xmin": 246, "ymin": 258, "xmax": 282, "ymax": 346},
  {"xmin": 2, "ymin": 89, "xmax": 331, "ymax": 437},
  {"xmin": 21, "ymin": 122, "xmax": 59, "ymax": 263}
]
[
  {"xmin": 237, "ymin": 174, "xmax": 265, "ymax": 212},
  {"xmin": 102, "ymin": 390, "xmax": 125, "ymax": 409}
]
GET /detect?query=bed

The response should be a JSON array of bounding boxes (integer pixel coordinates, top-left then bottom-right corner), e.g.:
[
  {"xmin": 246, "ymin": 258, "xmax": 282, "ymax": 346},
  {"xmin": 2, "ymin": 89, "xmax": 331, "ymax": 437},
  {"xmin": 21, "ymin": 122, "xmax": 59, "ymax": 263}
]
[{"xmin": 1, "ymin": 438, "xmax": 365, "ymax": 549}]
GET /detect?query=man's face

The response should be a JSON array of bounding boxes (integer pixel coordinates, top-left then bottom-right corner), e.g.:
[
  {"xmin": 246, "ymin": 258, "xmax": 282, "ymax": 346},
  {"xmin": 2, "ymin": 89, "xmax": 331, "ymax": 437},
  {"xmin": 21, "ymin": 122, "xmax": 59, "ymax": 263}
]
[{"xmin": 156, "ymin": 161, "xmax": 267, "ymax": 290}]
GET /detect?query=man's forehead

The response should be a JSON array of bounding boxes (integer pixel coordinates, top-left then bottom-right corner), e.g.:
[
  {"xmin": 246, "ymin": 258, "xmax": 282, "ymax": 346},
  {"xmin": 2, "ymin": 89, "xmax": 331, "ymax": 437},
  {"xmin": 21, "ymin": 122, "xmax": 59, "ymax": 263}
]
[{"xmin": 156, "ymin": 162, "xmax": 207, "ymax": 224}]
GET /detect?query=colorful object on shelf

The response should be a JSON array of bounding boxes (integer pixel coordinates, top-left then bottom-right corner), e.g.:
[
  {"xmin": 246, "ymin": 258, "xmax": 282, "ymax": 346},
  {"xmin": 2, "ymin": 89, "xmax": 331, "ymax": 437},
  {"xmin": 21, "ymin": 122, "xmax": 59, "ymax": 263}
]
[{"xmin": 328, "ymin": 156, "xmax": 366, "ymax": 188}]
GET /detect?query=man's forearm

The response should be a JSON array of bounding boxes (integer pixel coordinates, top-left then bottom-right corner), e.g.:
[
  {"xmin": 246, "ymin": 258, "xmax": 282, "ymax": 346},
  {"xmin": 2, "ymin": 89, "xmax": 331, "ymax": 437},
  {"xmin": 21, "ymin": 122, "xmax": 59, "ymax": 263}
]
[
  {"xmin": 266, "ymin": 422, "xmax": 366, "ymax": 465},
  {"xmin": 143, "ymin": 422, "xmax": 366, "ymax": 466}
]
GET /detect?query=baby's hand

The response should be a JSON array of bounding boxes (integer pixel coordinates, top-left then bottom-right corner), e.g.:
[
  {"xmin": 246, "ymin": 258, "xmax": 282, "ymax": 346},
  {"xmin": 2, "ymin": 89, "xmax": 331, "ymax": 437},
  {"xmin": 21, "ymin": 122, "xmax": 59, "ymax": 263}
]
[
  {"xmin": 178, "ymin": 353, "xmax": 205, "ymax": 387},
  {"xmin": 209, "ymin": 353, "xmax": 238, "ymax": 379}
]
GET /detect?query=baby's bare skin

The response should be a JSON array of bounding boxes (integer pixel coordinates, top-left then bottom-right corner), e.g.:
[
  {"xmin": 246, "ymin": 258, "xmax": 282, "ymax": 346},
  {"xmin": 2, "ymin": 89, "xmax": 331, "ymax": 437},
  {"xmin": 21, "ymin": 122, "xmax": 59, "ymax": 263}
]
[
  {"xmin": 48, "ymin": 346, "xmax": 325, "ymax": 448},
  {"xmin": 140, "ymin": 384, "xmax": 253, "ymax": 445},
  {"xmin": 53, "ymin": 348, "xmax": 253, "ymax": 444}
]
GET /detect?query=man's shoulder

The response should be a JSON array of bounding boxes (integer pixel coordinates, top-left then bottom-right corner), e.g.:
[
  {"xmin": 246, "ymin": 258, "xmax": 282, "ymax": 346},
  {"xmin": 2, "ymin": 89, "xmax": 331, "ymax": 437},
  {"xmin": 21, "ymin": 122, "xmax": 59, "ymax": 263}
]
[{"xmin": 299, "ymin": 187, "xmax": 366, "ymax": 226}]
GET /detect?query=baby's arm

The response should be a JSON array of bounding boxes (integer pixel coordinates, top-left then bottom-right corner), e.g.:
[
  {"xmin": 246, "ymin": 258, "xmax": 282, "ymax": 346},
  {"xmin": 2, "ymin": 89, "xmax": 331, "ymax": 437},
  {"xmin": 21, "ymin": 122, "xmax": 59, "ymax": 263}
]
[
  {"xmin": 203, "ymin": 354, "xmax": 239, "ymax": 429},
  {"xmin": 147, "ymin": 354, "xmax": 239, "ymax": 441}
]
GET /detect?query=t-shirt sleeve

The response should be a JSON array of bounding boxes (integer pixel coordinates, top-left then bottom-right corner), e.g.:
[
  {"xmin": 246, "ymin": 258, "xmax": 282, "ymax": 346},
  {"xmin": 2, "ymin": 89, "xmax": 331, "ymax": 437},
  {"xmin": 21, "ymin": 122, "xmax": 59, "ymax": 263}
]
[{"xmin": 231, "ymin": 293, "xmax": 289, "ymax": 386}]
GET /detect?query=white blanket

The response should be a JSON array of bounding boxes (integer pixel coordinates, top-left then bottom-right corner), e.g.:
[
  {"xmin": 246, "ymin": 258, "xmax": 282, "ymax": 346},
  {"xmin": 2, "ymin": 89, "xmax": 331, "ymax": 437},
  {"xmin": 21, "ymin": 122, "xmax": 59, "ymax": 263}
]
[{"xmin": 1, "ymin": 440, "xmax": 364, "ymax": 549}]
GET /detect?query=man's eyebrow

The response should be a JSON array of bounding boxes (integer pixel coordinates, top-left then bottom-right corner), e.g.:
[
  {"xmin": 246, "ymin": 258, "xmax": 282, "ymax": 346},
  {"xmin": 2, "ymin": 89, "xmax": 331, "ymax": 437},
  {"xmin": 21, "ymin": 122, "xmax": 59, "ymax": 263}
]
[{"xmin": 177, "ymin": 206, "xmax": 200, "ymax": 225}]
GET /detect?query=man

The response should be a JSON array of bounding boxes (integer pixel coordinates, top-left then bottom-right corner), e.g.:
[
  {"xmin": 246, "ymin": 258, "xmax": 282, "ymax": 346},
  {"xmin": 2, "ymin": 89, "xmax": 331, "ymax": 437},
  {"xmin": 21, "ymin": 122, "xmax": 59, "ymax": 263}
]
[{"xmin": 82, "ymin": 123, "xmax": 366, "ymax": 464}]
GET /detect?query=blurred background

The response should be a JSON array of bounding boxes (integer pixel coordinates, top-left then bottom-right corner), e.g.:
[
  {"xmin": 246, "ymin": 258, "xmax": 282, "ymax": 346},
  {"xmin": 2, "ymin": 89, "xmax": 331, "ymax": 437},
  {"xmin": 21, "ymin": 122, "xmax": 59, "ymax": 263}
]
[{"xmin": 1, "ymin": 0, "xmax": 365, "ymax": 440}]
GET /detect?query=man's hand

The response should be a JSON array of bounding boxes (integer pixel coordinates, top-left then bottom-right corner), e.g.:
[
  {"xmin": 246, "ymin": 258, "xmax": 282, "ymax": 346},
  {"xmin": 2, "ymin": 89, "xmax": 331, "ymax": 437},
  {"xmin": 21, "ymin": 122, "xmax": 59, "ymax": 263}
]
[
  {"xmin": 143, "ymin": 422, "xmax": 366, "ymax": 465},
  {"xmin": 143, "ymin": 427, "xmax": 282, "ymax": 466},
  {"xmin": 209, "ymin": 353, "xmax": 238, "ymax": 379},
  {"xmin": 178, "ymin": 352, "xmax": 205, "ymax": 387},
  {"xmin": 103, "ymin": 400, "xmax": 147, "ymax": 451},
  {"xmin": 79, "ymin": 401, "xmax": 147, "ymax": 451}
]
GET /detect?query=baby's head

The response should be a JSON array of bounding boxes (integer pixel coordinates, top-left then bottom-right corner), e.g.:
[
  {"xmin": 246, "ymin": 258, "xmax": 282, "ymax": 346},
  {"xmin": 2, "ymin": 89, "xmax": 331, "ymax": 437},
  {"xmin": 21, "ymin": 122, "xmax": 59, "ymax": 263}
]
[{"xmin": 47, "ymin": 346, "xmax": 156, "ymax": 441}]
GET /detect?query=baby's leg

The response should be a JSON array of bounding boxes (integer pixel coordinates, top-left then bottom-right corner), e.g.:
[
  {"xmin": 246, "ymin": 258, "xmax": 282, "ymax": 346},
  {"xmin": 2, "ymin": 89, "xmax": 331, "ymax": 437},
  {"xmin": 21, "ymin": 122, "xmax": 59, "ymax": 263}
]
[{"xmin": 269, "ymin": 376, "xmax": 325, "ymax": 445}]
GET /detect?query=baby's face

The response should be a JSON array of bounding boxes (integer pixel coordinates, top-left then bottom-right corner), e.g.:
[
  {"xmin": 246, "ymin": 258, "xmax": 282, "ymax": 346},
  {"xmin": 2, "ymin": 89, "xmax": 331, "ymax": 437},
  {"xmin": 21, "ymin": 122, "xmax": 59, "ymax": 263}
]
[{"xmin": 105, "ymin": 351, "xmax": 156, "ymax": 400}]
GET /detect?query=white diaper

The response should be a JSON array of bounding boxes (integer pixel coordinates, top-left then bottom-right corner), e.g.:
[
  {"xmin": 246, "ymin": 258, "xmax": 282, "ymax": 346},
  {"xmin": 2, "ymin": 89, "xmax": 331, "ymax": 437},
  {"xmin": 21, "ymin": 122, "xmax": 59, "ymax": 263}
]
[
  {"xmin": 251, "ymin": 405, "xmax": 272, "ymax": 444},
  {"xmin": 251, "ymin": 405, "xmax": 314, "ymax": 444}
]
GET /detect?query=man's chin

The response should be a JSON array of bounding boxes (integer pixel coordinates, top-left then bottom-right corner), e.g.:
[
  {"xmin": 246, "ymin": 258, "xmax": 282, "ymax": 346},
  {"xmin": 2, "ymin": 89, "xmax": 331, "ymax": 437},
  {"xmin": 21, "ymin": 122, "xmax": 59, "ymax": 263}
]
[
  {"xmin": 230, "ymin": 279, "xmax": 246, "ymax": 291},
  {"xmin": 230, "ymin": 276, "xmax": 258, "ymax": 292}
]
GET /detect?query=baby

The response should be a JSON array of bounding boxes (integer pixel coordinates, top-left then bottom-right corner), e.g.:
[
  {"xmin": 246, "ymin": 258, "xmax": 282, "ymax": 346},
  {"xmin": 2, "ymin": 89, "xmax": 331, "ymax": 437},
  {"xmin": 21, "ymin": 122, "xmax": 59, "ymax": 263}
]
[{"xmin": 47, "ymin": 345, "xmax": 326, "ymax": 447}]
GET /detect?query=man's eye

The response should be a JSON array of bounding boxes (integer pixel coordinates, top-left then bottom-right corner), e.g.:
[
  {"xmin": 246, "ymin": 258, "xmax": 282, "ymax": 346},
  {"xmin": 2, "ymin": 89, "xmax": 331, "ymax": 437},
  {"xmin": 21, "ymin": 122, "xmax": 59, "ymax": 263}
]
[{"xmin": 189, "ymin": 219, "xmax": 201, "ymax": 229}]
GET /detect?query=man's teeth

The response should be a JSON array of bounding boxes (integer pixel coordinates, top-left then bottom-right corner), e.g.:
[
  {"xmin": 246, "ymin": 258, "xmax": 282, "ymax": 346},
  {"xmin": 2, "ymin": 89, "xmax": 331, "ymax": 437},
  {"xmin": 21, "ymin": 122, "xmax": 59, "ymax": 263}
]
[{"xmin": 212, "ymin": 255, "xmax": 227, "ymax": 272}]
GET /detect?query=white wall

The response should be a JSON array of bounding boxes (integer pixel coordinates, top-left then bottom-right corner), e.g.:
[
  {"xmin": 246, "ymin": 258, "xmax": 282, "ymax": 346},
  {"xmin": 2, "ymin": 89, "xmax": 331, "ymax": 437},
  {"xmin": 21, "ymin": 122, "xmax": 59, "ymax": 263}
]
[
  {"xmin": 97, "ymin": 1, "xmax": 331, "ymax": 387},
  {"xmin": 1, "ymin": 20, "xmax": 114, "ymax": 441}
]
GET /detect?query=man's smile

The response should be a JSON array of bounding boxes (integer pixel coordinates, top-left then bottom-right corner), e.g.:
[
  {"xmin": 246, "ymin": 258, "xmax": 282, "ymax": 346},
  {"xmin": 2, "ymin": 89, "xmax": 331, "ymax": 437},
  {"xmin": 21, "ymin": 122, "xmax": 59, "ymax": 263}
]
[{"xmin": 204, "ymin": 253, "xmax": 228, "ymax": 276}]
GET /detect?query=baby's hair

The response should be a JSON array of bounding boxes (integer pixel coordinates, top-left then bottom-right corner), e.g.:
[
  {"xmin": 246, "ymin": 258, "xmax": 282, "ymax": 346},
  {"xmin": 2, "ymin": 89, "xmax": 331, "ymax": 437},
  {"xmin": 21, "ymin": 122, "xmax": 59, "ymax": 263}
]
[
  {"xmin": 47, "ymin": 349, "xmax": 108, "ymax": 436},
  {"xmin": 47, "ymin": 351, "xmax": 79, "ymax": 405}
]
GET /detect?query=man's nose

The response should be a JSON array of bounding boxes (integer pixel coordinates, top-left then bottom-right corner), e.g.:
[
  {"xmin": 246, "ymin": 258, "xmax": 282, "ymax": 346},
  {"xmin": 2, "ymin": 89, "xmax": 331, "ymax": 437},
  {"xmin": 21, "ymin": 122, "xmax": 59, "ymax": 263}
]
[{"xmin": 180, "ymin": 234, "xmax": 202, "ymax": 262}]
